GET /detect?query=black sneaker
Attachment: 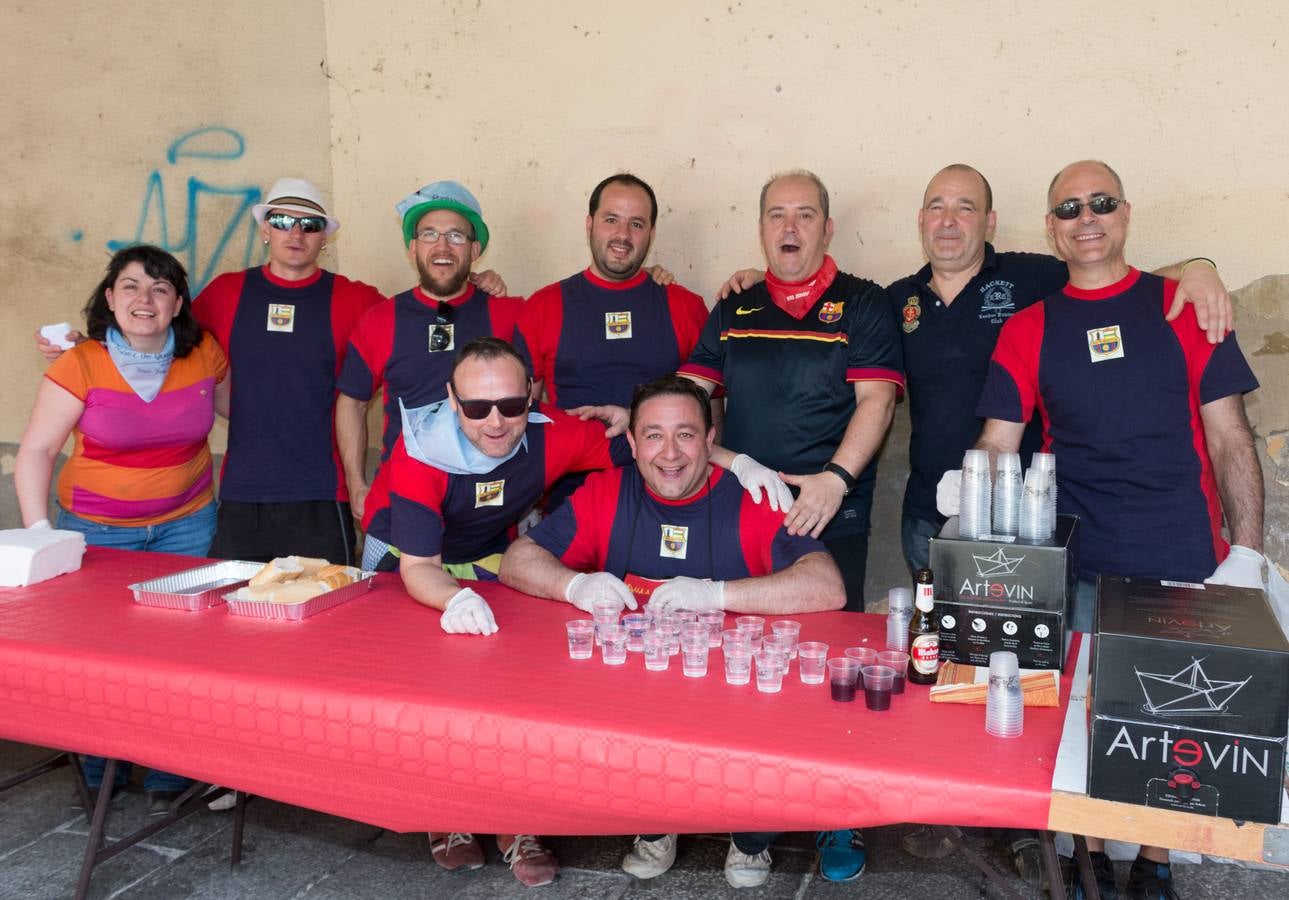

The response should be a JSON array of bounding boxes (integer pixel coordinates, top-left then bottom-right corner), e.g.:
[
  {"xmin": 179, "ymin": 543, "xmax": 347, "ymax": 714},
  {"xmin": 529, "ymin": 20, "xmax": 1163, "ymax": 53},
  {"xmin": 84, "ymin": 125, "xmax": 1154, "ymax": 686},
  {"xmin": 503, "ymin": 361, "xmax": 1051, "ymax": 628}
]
[
  {"xmin": 1062, "ymin": 850, "xmax": 1119, "ymax": 900},
  {"xmin": 1126, "ymin": 856, "xmax": 1178, "ymax": 900},
  {"xmin": 1009, "ymin": 834, "xmax": 1046, "ymax": 889}
]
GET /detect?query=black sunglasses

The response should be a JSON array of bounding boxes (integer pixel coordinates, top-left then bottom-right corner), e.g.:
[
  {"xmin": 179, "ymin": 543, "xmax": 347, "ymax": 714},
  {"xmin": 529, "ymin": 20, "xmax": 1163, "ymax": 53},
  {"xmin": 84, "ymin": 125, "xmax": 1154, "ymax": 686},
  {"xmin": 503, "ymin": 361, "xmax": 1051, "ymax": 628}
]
[
  {"xmin": 429, "ymin": 303, "xmax": 454, "ymax": 352},
  {"xmin": 454, "ymin": 394, "xmax": 530, "ymax": 420},
  {"xmin": 1050, "ymin": 196, "xmax": 1122, "ymax": 220},
  {"xmin": 266, "ymin": 212, "xmax": 328, "ymax": 233}
]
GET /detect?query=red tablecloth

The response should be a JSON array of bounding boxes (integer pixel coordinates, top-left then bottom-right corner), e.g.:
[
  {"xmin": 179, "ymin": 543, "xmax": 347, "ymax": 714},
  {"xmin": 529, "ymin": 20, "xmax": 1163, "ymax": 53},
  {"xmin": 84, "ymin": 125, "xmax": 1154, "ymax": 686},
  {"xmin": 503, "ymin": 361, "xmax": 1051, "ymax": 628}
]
[{"xmin": 0, "ymin": 548, "xmax": 1077, "ymax": 835}]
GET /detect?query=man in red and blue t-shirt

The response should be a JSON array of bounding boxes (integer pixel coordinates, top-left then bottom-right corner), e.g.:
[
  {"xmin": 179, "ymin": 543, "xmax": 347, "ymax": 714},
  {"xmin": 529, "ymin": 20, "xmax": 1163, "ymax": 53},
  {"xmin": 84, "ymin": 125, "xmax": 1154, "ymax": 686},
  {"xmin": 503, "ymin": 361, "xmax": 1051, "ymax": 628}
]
[{"xmin": 974, "ymin": 159, "xmax": 1265, "ymax": 900}]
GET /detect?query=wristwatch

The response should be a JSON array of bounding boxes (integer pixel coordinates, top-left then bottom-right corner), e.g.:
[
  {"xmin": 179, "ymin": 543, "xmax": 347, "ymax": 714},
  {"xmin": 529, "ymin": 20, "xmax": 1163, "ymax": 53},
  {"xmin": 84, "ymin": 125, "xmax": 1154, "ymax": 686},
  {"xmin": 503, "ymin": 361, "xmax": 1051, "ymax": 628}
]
[{"xmin": 823, "ymin": 462, "xmax": 857, "ymax": 495}]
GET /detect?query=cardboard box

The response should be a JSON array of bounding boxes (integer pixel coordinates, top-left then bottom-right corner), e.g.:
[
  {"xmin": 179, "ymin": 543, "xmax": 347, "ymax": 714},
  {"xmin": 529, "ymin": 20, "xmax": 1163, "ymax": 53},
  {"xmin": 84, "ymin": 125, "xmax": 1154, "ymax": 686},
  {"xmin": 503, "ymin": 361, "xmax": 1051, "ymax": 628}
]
[
  {"xmin": 1088, "ymin": 576, "xmax": 1289, "ymax": 824},
  {"xmin": 929, "ymin": 515, "xmax": 1078, "ymax": 670}
]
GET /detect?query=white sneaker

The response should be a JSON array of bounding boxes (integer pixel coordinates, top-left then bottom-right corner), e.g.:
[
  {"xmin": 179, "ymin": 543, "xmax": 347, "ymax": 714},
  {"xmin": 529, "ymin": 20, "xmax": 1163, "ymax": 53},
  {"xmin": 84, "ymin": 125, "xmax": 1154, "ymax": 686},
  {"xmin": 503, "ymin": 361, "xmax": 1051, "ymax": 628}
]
[
  {"xmin": 206, "ymin": 789, "xmax": 238, "ymax": 811},
  {"xmin": 622, "ymin": 834, "xmax": 678, "ymax": 878},
  {"xmin": 724, "ymin": 842, "xmax": 772, "ymax": 888}
]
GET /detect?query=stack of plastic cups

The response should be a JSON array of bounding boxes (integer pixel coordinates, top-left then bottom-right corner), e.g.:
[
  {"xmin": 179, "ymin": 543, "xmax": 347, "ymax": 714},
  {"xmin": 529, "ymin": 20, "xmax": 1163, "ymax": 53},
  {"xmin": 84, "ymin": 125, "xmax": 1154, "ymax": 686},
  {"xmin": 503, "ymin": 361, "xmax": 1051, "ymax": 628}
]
[
  {"xmin": 886, "ymin": 587, "xmax": 913, "ymax": 653},
  {"xmin": 1018, "ymin": 468, "xmax": 1054, "ymax": 542},
  {"xmin": 984, "ymin": 651, "xmax": 1024, "ymax": 738},
  {"xmin": 1031, "ymin": 452, "xmax": 1057, "ymax": 537},
  {"xmin": 992, "ymin": 452, "xmax": 1023, "ymax": 538},
  {"xmin": 958, "ymin": 449, "xmax": 993, "ymax": 539}
]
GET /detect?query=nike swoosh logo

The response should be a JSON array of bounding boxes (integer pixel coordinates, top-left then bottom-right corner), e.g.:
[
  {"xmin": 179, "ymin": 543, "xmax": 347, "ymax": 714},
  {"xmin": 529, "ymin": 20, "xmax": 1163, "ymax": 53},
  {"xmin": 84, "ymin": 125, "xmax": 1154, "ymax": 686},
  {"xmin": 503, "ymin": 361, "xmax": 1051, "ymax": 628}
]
[{"xmin": 735, "ymin": 306, "xmax": 763, "ymax": 315}]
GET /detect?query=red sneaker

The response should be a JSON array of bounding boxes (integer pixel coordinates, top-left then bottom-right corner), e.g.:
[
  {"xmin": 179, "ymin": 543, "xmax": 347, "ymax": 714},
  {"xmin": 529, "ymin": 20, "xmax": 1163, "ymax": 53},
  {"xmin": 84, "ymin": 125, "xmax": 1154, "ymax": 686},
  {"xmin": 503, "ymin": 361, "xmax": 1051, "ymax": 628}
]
[
  {"xmin": 497, "ymin": 833, "xmax": 559, "ymax": 887},
  {"xmin": 428, "ymin": 832, "xmax": 484, "ymax": 871}
]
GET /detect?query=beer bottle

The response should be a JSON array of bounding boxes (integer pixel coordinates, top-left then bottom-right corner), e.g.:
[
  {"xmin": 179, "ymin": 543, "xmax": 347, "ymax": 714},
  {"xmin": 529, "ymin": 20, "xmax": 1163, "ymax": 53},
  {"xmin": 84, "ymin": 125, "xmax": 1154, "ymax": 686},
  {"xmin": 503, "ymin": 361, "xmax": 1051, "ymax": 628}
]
[{"xmin": 908, "ymin": 567, "xmax": 940, "ymax": 685}]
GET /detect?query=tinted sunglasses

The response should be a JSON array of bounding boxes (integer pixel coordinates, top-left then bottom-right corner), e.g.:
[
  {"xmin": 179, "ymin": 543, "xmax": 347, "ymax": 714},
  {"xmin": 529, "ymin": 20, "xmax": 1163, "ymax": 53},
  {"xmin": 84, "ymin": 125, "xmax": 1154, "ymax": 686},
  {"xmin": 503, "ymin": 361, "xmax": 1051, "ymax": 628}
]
[
  {"xmin": 1050, "ymin": 196, "xmax": 1122, "ymax": 220},
  {"xmin": 266, "ymin": 212, "xmax": 329, "ymax": 233},
  {"xmin": 455, "ymin": 394, "xmax": 530, "ymax": 420}
]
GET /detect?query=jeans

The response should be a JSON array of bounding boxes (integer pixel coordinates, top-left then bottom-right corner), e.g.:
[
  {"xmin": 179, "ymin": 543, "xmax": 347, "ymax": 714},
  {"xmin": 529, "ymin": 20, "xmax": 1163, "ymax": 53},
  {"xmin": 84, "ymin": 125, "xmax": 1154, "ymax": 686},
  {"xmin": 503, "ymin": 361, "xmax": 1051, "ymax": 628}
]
[
  {"xmin": 900, "ymin": 513, "xmax": 941, "ymax": 581},
  {"xmin": 55, "ymin": 501, "xmax": 216, "ymax": 557},
  {"xmin": 56, "ymin": 502, "xmax": 211, "ymax": 794},
  {"xmin": 822, "ymin": 532, "xmax": 869, "ymax": 612}
]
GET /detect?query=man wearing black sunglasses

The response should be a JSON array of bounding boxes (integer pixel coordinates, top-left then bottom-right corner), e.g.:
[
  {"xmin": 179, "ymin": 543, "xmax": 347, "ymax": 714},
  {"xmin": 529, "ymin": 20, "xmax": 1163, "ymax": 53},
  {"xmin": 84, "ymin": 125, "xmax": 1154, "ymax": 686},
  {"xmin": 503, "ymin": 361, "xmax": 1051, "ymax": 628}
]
[
  {"xmin": 336, "ymin": 182, "xmax": 524, "ymax": 572},
  {"xmin": 973, "ymin": 160, "xmax": 1264, "ymax": 900}
]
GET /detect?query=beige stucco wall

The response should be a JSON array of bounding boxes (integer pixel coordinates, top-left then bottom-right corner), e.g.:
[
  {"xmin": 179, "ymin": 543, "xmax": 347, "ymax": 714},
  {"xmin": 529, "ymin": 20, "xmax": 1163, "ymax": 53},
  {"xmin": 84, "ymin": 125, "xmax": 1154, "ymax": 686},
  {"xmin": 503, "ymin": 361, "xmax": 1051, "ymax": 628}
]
[{"xmin": 1, "ymin": 1, "xmax": 1286, "ymax": 590}]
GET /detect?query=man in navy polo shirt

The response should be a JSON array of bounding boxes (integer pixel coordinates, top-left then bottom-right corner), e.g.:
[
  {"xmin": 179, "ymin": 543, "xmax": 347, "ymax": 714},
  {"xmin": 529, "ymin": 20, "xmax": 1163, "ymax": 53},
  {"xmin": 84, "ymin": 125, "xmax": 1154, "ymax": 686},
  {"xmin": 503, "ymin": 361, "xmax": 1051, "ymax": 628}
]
[
  {"xmin": 514, "ymin": 174, "xmax": 718, "ymax": 512},
  {"xmin": 975, "ymin": 159, "xmax": 1265, "ymax": 900},
  {"xmin": 335, "ymin": 181, "xmax": 524, "ymax": 570},
  {"xmin": 498, "ymin": 374, "xmax": 844, "ymax": 890}
]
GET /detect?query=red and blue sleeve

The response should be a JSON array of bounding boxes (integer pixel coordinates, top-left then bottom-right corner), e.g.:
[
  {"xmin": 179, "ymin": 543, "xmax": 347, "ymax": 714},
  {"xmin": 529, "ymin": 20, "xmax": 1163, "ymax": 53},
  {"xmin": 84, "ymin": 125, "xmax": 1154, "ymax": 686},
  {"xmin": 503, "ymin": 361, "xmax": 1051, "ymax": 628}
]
[
  {"xmin": 329, "ymin": 277, "xmax": 385, "ymax": 376},
  {"xmin": 977, "ymin": 302, "xmax": 1046, "ymax": 423},
  {"xmin": 736, "ymin": 490, "xmax": 827, "ymax": 575},
  {"xmin": 1160, "ymin": 281, "xmax": 1260, "ymax": 404},
  {"xmin": 387, "ymin": 440, "xmax": 451, "ymax": 558},
  {"xmin": 516, "ymin": 284, "xmax": 563, "ymax": 400},
  {"xmin": 542, "ymin": 405, "xmax": 620, "ymax": 487},
  {"xmin": 191, "ymin": 270, "xmax": 247, "ymax": 356},
  {"xmin": 667, "ymin": 285, "xmax": 711, "ymax": 360},
  {"xmin": 677, "ymin": 302, "xmax": 725, "ymax": 387},
  {"xmin": 336, "ymin": 299, "xmax": 394, "ymax": 401},
  {"xmin": 845, "ymin": 283, "xmax": 905, "ymax": 395}
]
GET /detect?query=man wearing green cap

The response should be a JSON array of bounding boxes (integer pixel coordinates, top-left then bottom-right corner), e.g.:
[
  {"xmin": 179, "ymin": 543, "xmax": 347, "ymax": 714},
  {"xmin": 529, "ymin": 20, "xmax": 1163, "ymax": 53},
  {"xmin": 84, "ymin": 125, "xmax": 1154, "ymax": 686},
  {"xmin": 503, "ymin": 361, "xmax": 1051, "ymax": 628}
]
[{"xmin": 337, "ymin": 181, "xmax": 527, "ymax": 571}]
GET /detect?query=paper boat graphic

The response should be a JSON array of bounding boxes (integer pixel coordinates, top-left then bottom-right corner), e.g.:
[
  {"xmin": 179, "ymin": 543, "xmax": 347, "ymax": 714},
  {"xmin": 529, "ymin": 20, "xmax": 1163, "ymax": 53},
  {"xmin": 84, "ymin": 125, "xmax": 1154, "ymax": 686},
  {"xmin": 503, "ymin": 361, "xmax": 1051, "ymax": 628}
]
[
  {"xmin": 971, "ymin": 548, "xmax": 1025, "ymax": 577},
  {"xmin": 1135, "ymin": 658, "xmax": 1249, "ymax": 716}
]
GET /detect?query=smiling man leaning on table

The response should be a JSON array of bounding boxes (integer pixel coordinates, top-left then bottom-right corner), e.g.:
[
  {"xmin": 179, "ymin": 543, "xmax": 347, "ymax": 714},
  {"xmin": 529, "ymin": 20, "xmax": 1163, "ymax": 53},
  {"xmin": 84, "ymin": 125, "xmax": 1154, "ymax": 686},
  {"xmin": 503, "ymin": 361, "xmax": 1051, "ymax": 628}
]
[{"xmin": 499, "ymin": 374, "xmax": 844, "ymax": 889}]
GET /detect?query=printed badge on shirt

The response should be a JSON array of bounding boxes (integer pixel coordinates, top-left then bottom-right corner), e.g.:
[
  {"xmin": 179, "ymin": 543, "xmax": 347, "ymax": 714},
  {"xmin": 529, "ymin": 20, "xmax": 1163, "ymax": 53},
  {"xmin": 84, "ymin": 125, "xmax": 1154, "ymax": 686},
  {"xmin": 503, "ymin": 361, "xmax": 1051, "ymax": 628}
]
[
  {"xmin": 818, "ymin": 301, "xmax": 844, "ymax": 324},
  {"xmin": 428, "ymin": 323, "xmax": 455, "ymax": 353},
  {"xmin": 1087, "ymin": 325, "xmax": 1125, "ymax": 362},
  {"xmin": 660, "ymin": 524, "xmax": 688, "ymax": 559},
  {"xmin": 267, "ymin": 304, "xmax": 295, "ymax": 333},
  {"xmin": 902, "ymin": 296, "xmax": 921, "ymax": 334},
  {"xmin": 605, "ymin": 311, "xmax": 632, "ymax": 340},
  {"xmin": 475, "ymin": 479, "xmax": 505, "ymax": 508}
]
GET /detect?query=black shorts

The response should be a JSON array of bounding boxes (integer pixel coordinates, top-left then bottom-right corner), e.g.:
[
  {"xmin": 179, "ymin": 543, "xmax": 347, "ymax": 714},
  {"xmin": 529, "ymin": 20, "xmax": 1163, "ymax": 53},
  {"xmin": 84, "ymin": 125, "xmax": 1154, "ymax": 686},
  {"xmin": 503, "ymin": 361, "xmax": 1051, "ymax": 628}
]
[{"xmin": 208, "ymin": 500, "xmax": 357, "ymax": 566}]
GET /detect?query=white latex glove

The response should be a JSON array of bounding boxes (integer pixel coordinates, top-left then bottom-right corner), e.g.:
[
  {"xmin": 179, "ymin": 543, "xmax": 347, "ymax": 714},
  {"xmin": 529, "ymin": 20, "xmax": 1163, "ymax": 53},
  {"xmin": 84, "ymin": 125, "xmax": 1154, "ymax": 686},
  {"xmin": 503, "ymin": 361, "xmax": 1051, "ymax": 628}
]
[
  {"xmin": 565, "ymin": 572, "xmax": 637, "ymax": 612},
  {"xmin": 1205, "ymin": 545, "xmax": 1265, "ymax": 590},
  {"xmin": 440, "ymin": 587, "xmax": 499, "ymax": 635},
  {"xmin": 28, "ymin": 519, "xmax": 51, "ymax": 530},
  {"xmin": 729, "ymin": 453, "xmax": 794, "ymax": 512},
  {"xmin": 936, "ymin": 469, "xmax": 962, "ymax": 517},
  {"xmin": 649, "ymin": 576, "xmax": 726, "ymax": 613}
]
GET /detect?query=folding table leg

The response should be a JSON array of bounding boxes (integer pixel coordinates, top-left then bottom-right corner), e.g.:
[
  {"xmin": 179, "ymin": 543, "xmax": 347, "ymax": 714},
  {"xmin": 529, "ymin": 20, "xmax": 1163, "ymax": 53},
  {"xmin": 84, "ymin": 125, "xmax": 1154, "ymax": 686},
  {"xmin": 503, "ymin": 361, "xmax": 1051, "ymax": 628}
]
[
  {"xmin": 75, "ymin": 757, "xmax": 118, "ymax": 900},
  {"xmin": 1039, "ymin": 831, "xmax": 1067, "ymax": 900},
  {"xmin": 0, "ymin": 749, "xmax": 68, "ymax": 794},
  {"xmin": 930, "ymin": 825, "xmax": 1027, "ymax": 900},
  {"xmin": 1073, "ymin": 834, "xmax": 1101, "ymax": 900},
  {"xmin": 67, "ymin": 753, "xmax": 96, "ymax": 818},
  {"xmin": 231, "ymin": 792, "xmax": 249, "ymax": 868}
]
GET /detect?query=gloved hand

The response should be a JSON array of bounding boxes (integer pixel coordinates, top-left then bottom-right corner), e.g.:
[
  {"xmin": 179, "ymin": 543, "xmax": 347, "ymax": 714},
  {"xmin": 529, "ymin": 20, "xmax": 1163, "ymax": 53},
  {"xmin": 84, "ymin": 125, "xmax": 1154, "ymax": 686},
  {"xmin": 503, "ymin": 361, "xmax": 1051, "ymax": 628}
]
[
  {"xmin": 565, "ymin": 571, "xmax": 637, "ymax": 612},
  {"xmin": 649, "ymin": 576, "xmax": 726, "ymax": 613},
  {"xmin": 27, "ymin": 519, "xmax": 51, "ymax": 530},
  {"xmin": 729, "ymin": 453, "xmax": 794, "ymax": 512},
  {"xmin": 936, "ymin": 469, "xmax": 962, "ymax": 517},
  {"xmin": 1205, "ymin": 545, "xmax": 1265, "ymax": 589},
  {"xmin": 440, "ymin": 587, "xmax": 499, "ymax": 635}
]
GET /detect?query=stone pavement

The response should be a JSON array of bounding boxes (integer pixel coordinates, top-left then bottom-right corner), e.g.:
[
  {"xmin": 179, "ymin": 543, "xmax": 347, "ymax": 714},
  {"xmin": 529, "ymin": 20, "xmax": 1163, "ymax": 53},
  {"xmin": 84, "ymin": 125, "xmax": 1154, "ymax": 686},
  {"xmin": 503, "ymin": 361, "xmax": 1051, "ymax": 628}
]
[{"xmin": 1, "ymin": 740, "xmax": 1284, "ymax": 899}]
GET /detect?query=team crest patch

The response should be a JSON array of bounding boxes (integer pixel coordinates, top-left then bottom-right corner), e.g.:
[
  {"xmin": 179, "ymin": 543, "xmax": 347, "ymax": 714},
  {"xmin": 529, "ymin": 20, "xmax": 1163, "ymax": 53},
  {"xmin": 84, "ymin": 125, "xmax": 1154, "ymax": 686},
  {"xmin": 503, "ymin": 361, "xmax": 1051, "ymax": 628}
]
[
  {"xmin": 605, "ymin": 311, "xmax": 632, "ymax": 339},
  {"xmin": 818, "ymin": 301, "xmax": 844, "ymax": 324},
  {"xmin": 902, "ymin": 296, "xmax": 921, "ymax": 333},
  {"xmin": 474, "ymin": 480, "xmax": 505, "ymax": 508},
  {"xmin": 267, "ymin": 304, "xmax": 295, "ymax": 332},
  {"xmin": 1087, "ymin": 325, "xmax": 1125, "ymax": 362},
  {"xmin": 659, "ymin": 524, "xmax": 688, "ymax": 559},
  {"xmin": 428, "ymin": 322, "xmax": 455, "ymax": 353}
]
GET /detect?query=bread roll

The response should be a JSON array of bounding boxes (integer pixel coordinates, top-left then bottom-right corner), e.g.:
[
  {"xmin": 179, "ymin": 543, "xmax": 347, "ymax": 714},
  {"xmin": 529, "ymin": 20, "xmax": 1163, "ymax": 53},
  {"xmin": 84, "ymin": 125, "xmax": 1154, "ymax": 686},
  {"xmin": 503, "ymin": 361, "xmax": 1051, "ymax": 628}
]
[
  {"xmin": 265, "ymin": 581, "xmax": 326, "ymax": 605},
  {"xmin": 293, "ymin": 557, "xmax": 330, "ymax": 576},
  {"xmin": 248, "ymin": 556, "xmax": 304, "ymax": 587}
]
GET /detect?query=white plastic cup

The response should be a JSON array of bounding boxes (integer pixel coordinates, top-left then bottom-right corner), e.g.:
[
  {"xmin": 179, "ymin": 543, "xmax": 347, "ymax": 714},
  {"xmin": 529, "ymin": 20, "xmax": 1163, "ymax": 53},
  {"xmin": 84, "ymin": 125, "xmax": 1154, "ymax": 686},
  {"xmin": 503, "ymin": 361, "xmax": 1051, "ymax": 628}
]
[
  {"xmin": 724, "ymin": 646, "xmax": 752, "ymax": 685},
  {"xmin": 770, "ymin": 620, "xmax": 802, "ymax": 658},
  {"xmin": 698, "ymin": 609, "xmax": 726, "ymax": 647},
  {"xmin": 566, "ymin": 620, "xmax": 595, "ymax": 660},
  {"xmin": 797, "ymin": 642, "xmax": 829, "ymax": 684},
  {"xmin": 622, "ymin": 613, "xmax": 648, "ymax": 652},
  {"xmin": 600, "ymin": 623, "xmax": 628, "ymax": 665},
  {"xmin": 753, "ymin": 650, "xmax": 786, "ymax": 693},
  {"xmin": 592, "ymin": 599, "xmax": 621, "ymax": 646},
  {"xmin": 643, "ymin": 630, "xmax": 670, "ymax": 671}
]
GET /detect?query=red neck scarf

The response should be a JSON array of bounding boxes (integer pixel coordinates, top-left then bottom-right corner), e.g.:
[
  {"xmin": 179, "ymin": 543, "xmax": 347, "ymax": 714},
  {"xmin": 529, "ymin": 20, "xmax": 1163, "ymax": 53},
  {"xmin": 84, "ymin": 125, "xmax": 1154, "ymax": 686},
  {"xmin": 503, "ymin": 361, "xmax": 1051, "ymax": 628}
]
[{"xmin": 763, "ymin": 255, "xmax": 838, "ymax": 320}]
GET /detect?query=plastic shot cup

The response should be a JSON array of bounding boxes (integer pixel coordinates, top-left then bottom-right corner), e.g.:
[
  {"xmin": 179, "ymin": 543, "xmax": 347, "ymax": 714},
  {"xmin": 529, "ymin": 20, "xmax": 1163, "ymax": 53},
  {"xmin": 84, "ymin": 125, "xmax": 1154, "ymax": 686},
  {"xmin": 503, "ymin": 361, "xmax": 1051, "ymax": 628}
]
[
  {"xmin": 753, "ymin": 650, "xmax": 786, "ymax": 693},
  {"xmin": 643, "ymin": 630, "xmax": 670, "ymax": 671},
  {"xmin": 735, "ymin": 615, "xmax": 765, "ymax": 639},
  {"xmin": 600, "ymin": 623, "xmax": 628, "ymax": 665},
  {"xmin": 796, "ymin": 642, "xmax": 829, "ymax": 684},
  {"xmin": 621, "ymin": 613, "xmax": 648, "ymax": 652},
  {"xmin": 762, "ymin": 633, "xmax": 795, "ymax": 665},
  {"xmin": 862, "ymin": 665, "xmax": 896, "ymax": 711},
  {"xmin": 673, "ymin": 607, "xmax": 699, "ymax": 624},
  {"xmin": 681, "ymin": 633, "xmax": 710, "ymax": 678},
  {"xmin": 592, "ymin": 599, "xmax": 620, "ymax": 646},
  {"xmin": 770, "ymin": 620, "xmax": 802, "ymax": 658},
  {"xmin": 845, "ymin": 646, "xmax": 878, "ymax": 668},
  {"xmin": 827, "ymin": 658, "xmax": 860, "ymax": 702},
  {"xmin": 724, "ymin": 645, "xmax": 752, "ymax": 685},
  {"xmin": 566, "ymin": 620, "xmax": 595, "ymax": 660},
  {"xmin": 878, "ymin": 650, "xmax": 908, "ymax": 694},
  {"xmin": 698, "ymin": 610, "xmax": 726, "ymax": 647}
]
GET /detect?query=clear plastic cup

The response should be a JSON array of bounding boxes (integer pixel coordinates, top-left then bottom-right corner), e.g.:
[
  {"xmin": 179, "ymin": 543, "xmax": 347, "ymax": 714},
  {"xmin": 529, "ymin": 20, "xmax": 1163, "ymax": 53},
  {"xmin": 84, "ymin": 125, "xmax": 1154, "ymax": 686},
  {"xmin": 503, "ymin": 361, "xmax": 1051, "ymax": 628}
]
[
  {"xmin": 622, "ymin": 613, "xmax": 648, "ymax": 652},
  {"xmin": 844, "ymin": 646, "xmax": 878, "ymax": 668},
  {"xmin": 986, "ymin": 651, "xmax": 1024, "ymax": 738},
  {"xmin": 770, "ymin": 620, "xmax": 802, "ymax": 658},
  {"xmin": 643, "ymin": 630, "xmax": 670, "ymax": 671},
  {"xmin": 753, "ymin": 650, "xmax": 786, "ymax": 693},
  {"xmin": 600, "ymin": 623, "xmax": 628, "ymax": 665},
  {"xmin": 592, "ymin": 599, "xmax": 621, "ymax": 646},
  {"xmin": 661, "ymin": 623, "xmax": 681, "ymax": 656},
  {"xmin": 992, "ymin": 452, "xmax": 1023, "ymax": 537},
  {"xmin": 735, "ymin": 615, "xmax": 766, "ymax": 639},
  {"xmin": 797, "ymin": 641, "xmax": 829, "ymax": 684},
  {"xmin": 673, "ymin": 607, "xmax": 699, "ymax": 624},
  {"xmin": 862, "ymin": 665, "xmax": 896, "ymax": 711},
  {"xmin": 827, "ymin": 657, "xmax": 860, "ymax": 702},
  {"xmin": 877, "ymin": 650, "xmax": 908, "ymax": 694},
  {"xmin": 681, "ymin": 633, "xmax": 709, "ymax": 678},
  {"xmin": 566, "ymin": 620, "xmax": 595, "ymax": 660},
  {"xmin": 698, "ymin": 609, "xmax": 726, "ymax": 647},
  {"xmin": 762, "ymin": 633, "xmax": 795, "ymax": 665},
  {"xmin": 724, "ymin": 646, "xmax": 752, "ymax": 685}
]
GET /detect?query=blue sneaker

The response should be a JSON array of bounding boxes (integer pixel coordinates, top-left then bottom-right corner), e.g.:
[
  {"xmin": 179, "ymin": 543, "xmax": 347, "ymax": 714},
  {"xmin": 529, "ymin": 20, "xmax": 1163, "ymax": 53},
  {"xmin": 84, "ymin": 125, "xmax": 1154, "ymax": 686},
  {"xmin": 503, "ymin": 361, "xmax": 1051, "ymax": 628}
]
[{"xmin": 816, "ymin": 829, "xmax": 866, "ymax": 882}]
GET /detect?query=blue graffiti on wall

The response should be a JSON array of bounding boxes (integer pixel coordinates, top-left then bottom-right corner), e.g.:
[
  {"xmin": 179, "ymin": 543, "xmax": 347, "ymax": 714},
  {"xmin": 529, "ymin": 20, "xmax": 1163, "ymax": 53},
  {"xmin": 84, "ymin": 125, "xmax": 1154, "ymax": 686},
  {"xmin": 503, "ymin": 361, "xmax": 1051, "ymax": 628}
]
[{"xmin": 107, "ymin": 126, "xmax": 263, "ymax": 292}]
